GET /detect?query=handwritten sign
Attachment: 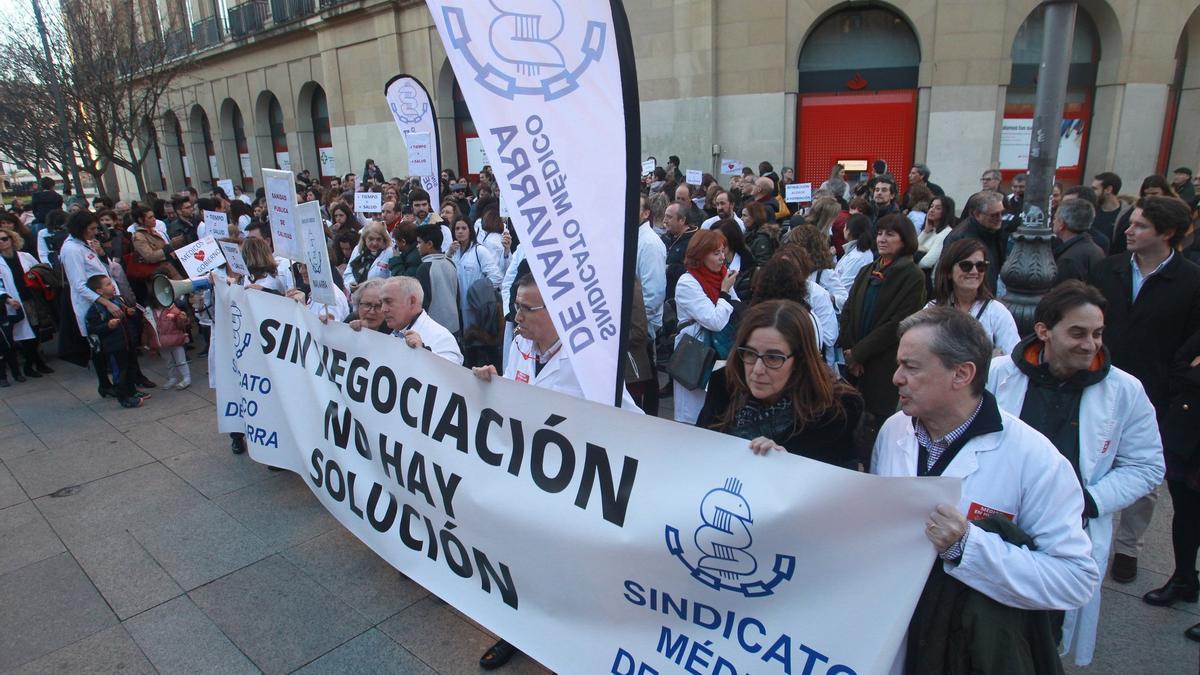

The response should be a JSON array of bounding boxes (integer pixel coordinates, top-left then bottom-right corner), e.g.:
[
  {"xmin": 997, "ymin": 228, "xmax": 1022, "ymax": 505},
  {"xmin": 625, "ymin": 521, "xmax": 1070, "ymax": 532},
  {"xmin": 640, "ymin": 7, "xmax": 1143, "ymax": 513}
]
[
  {"xmin": 685, "ymin": 169, "xmax": 703, "ymax": 185},
  {"xmin": 218, "ymin": 241, "xmax": 250, "ymax": 278},
  {"xmin": 262, "ymin": 168, "xmax": 300, "ymax": 259},
  {"xmin": 202, "ymin": 210, "xmax": 229, "ymax": 239},
  {"xmin": 176, "ymin": 236, "xmax": 227, "ymax": 278},
  {"xmin": 641, "ymin": 159, "xmax": 656, "ymax": 176},
  {"xmin": 297, "ymin": 201, "xmax": 338, "ymax": 306},
  {"xmin": 720, "ymin": 159, "xmax": 744, "ymax": 176},
  {"xmin": 405, "ymin": 131, "xmax": 433, "ymax": 177},
  {"xmin": 354, "ymin": 192, "xmax": 382, "ymax": 214},
  {"xmin": 785, "ymin": 182, "xmax": 813, "ymax": 204}
]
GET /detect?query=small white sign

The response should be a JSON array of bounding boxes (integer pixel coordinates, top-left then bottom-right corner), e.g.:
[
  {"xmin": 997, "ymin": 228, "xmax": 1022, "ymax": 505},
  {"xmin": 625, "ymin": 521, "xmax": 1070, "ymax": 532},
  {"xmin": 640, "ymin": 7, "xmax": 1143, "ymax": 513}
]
[
  {"xmin": 239, "ymin": 153, "xmax": 252, "ymax": 179},
  {"xmin": 466, "ymin": 137, "xmax": 490, "ymax": 174},
  {"xmin": 218, "ymin": 241, "xmax": 250, "ymax": 278},
  {"xmin": 275, "ymin": 152, "xmax": 291, "ymax": 172},
  {"xmin": 176, "ymin": 236, "xmax": 227, "ymax": 278},
  {"xmin": 354, "ymin": 191, "xmax": 382, "ymax": 214},
  {"xmin": 785, "ymin": 182, "xmax": 813, "ymax": 204},
  {"xmin": 216, "ymin": 179, "xmax": 235, "ymax": 198},
  {"xmin": 318, "ymin": 147, "xmax": 337, "ymax": 178},
  {"xmin": 202, "ymin": 210, "xmax": 229, "ymax": 239},
  {"xmin": 720, "ymin": 159, "xmax": 743, "ymax": 176},
  {"xmin": 641, "ymin": 159, "xmax": 656, "ymax": 176},
  {"xmin": 208, "ymin": 155, "xmax": 220, "ymax": 179},
  {"xmin": 685, "ymin": 169, "xmax": 703, "ymax": 185},
  {"xmin": 297, "ymin": 200, "xmax": 338, "ymax": 306},
  {"xmin": 405, "ymin": 131, "xmax": 434, "ymax": 177},
  {"xmin": 263, "ymin": 168, "xmax": 300, "ymax": 260}
]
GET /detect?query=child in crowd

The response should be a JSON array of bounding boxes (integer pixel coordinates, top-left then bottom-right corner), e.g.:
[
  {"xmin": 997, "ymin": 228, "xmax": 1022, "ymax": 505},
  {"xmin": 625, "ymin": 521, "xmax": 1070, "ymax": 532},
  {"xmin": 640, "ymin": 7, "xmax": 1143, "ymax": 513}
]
[
  {"xmin": 150, "ymin": 296, "xmax": 191, "ymax": 389},
  {"xmin": 84, "ymin": 275, "xmax": 149, "ymax": 409}
]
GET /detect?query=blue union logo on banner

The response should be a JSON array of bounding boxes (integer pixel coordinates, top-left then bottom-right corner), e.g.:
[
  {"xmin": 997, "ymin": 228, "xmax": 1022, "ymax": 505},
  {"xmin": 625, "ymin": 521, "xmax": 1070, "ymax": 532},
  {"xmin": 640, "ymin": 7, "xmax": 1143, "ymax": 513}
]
[
  {"xmin": 442, "ymin": 0, "xmax": 606, "ymax": 101},
  {"xmin": 666, "ymin": 479, "xmax": 797, "ymax": 597},
  {"xmin": 391, "ymin": 83, "xmax": 430, "ymax": 125}
]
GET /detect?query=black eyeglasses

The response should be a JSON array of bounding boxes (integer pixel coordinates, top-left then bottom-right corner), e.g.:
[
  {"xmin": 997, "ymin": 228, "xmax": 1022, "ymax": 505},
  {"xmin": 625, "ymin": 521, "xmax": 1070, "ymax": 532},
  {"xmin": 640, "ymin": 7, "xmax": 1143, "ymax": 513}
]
[
  {"xmin": 956, "ymin": 260, "xmax": 989, "ymax": 274},
  {"xmin": 0, "ymin": 237, "xmax": 10, "ymax": 242},
  {"xmin": 737, "ymin": 347, "xmax": 793, "ymax": 370}
]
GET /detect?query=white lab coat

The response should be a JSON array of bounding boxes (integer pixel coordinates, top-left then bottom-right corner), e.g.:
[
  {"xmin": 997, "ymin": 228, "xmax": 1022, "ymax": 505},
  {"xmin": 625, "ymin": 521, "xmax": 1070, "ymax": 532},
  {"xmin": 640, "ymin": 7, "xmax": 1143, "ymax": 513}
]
[
  {"xmin": 504, "ymin": 335, "xmax": 640, "ymax": 410},
  {"xmin": 872, "ymin": 403, "xmax": 1100, "ymax": 673},
  {"xmin": 673, "ymin": 272, "xmax": 734, "ymax": 424},
  {"xmin": 478, "ymin": 230, "xmax": 510, "ymax": 274},
  {"xmin": 452, "ymin": 244, "xmax": 502, "ymax": 311},
  {"xmin": 395, "ymin": 310, "xmax": 463, "ymax": 365},
  {"xmin": 60, "ymin": 236, "xmax": 112, "ymax": 335},
  {"xmin": 926, "ymin": 299, "xmax": 1020, "ymax": 355},
  {"xmin": 832, "ymin": 246, "xmax": 874, "ymax": 310},
  {"xmin": 701, "ymin": 214, "xmax": 746, "ymax": 233},
  {"xmin": 810, "ymin": 267, "xmax": 847, "ymax": 314},
  {"xmin": 341, "ymin": 244, "xmax": 392, "ymax": 289},
  {"xmin": 307, "ymin": 288, "xmax": 350, "ymax": 323},
  {"xmin": 987, "ymin": 356, "xmax": 1164, "ymax": 666},
  {"xmin": 0, "ymin": 251, "xmax": 39, "ymax": 342},
  {"xmin": 806, "ymin": 278, "xmax": 838, "ymax": 365},
  {"xmin": 636, "ymin": 222, "xmax": 667, "ymax": 337}
]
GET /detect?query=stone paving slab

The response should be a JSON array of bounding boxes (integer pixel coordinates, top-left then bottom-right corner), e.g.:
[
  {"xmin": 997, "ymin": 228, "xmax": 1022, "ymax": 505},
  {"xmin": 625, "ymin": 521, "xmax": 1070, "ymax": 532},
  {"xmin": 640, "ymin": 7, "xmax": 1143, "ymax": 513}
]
[
  {"xmin": 189, "ymin": 554, "xmax": 373, "ymax": 674},
  {"xmin": 0, "ymin": 459, "xmax": 27, "ymax": 508},
  {"xmin": 72, "ymin": 530, "xmax": 184, "ymax": 620},
  {"xmin": 124, "ymin": 594, "xmax": 259, "ymax": 675},
  {"xmin": 0, "ymin": 552, "xmax": 118, "ymax": 671},
  {"xmin": 5, "ymin": 434, "xmax": 155, "ymax": 498},
  {"xmin": 163, "ymin": 443, "xmax": 278, "ymax": 499},
  {"xmin": 0, "ymin": 501, "xmax": 65, "ymax": 576},
  {"xmin": 0, "ymin": 422, "xmax": 47, "ymax": 462},
  {"xmin": 293, "ymin": 629, "xmax": 435, "ymax": 675},
  {"xmin": 7, "ymin": 624, "xmax": 156, "ymax": 675},
  {"xmin": 130, "ymin": 500, "xmax": 273, "ymax": 591},
  {"xmin": 214, "ymin": 472, "xmax": 340, "ymax": 552}
]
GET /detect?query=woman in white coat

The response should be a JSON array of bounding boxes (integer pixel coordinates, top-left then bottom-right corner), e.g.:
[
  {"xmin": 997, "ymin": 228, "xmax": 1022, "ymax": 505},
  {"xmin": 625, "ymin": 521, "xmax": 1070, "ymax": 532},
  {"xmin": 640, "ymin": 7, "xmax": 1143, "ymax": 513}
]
[
  {"xmin": 986, "ymin": 284, "xmax": 1164, "ymax": 666},
  {"xmin": 673, "ymin": 229, "xmax": 737, "ymax": 424},
  {"xmin": 448, "ymin": 219, "xmax": 501, "ymax": 310},
  {"xmin": 60, "ymin": 211, "xmax": 119, "ymax": 393},
  {"xmin": 832, "ymin": 214, "xmax": 875, "ymax": 310},
  {"xmin": 341, "ymin": 221, "xmax": 393, "ymax": 291},
  {"xmin": 0, "ymin": 230, "xmax": 52, "ymax": 378},
  {"xmin": 927, "ymin": 238, "xmax": 1020, "ymax": 355}
]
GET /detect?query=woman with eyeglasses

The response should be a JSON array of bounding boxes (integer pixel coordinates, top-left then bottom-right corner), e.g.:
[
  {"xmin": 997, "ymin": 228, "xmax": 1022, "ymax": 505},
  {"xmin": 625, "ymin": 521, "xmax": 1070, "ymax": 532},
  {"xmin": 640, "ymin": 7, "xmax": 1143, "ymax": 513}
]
[
  {"xmin": 697, "ymin": 300, "xmax": 862, "ymax": 469},
  {"xmin": 927, "ymin": 238, "xmax": 1020, "ymax": 355},
  {"xmin": 839, "ymin": 214, "xmax": 927, "ymax": 424}
]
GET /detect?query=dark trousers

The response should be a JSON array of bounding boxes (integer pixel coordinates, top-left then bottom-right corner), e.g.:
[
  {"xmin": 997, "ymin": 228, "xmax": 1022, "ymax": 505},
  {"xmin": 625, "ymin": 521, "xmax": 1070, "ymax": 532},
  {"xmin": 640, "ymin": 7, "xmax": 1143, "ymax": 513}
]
[
  {"xmin": 0, "ymin": 344, "xmax": 17, "ymax": 379},
  {"xmin": 92, "ymin": 350, "xmax": 112, "ymax": 389},
  {"xmin": 106, "ymin": 349, "xmax": 138, "ymax": 400},
  {"xmin": 1169, "ymin": 479, "xmax": 1200, "ymax": 578}
]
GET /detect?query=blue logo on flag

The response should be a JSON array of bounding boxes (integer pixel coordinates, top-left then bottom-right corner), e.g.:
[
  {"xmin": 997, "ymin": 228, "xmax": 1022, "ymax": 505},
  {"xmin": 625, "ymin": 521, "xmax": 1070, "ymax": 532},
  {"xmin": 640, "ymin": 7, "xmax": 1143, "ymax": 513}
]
[
  {"xmin": 442, "ymin": 0, "xmax": 606, "ymax": 101},
  {"xmin": 666, "ymin": 478, "xmax": 795, "ymax": 597},
  {"xmin": 391, "ymin": 82, "xmax": 429, "ymax": 125}
]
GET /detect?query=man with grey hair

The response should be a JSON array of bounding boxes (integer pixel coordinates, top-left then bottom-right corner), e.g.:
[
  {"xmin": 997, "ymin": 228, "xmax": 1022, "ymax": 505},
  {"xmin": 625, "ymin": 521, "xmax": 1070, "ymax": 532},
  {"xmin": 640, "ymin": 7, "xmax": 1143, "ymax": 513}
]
[
  {"xmin": 873, "ymin": 306, "xmax": 1099, "ymax": 671},
  {"xmin": 945, "ymin": 190, "xmax": 1007, "ymax": 291},
  {"xmin": 378, "ymin": 276, "xmax": 463, "ymax": 365},
  {"xmin": 751, "ymin": 176, "xmax": 780, "ymax": 223},
  {"xmin": 905, "ymin": 164, "xmax": 944, "ymax": 209},
  {"xmin": 1052, "ymin": 198, "xmax": 1104, "ymax": 284},
  {"xmin": 980, "ymin": 168, "xmax": 1003, "ymax": 193}
]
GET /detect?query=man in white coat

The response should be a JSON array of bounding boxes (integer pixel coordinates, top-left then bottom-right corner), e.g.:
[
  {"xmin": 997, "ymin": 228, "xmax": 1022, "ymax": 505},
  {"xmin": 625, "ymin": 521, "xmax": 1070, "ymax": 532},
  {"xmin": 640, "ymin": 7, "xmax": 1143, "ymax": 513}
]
[
  {"xmin": 872, "ymin": 306, "xmax": 1099, "ymax": 672},
  {"xmin": 377, "ymin": 277, "xmax": 463, "ymax": 366},
  {"xmin": 986, "ymin": 281, "xmax": 1163, "ymax": 666}
]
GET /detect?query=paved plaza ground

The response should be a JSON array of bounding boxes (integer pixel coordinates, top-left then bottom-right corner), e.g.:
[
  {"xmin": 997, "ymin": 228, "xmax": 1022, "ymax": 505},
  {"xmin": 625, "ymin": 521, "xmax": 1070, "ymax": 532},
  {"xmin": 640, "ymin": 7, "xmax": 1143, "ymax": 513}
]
[{"xmin": 0, "ymin": 350, "xmax": 1197, "ymax": 673}]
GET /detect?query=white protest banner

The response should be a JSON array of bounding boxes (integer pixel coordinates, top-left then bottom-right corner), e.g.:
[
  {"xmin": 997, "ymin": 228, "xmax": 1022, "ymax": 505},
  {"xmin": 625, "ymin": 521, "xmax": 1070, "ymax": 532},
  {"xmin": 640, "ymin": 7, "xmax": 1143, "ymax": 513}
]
[
  {"xmin": 217, "ymin": 178, "xmax": 235, "ymax": 198},
  {"xmin": 785, "ymin": 182, "xmax": 813, "ymax": 204},
  {"xmin": 354, "ymin": 191, "xmax": 382, "ymax": 214},
  {"xmin": 176, "ymin": 236, "xmax": 226, "ymax": 278},
  {"xmin": 385, "ymin": 74, "xmax": 441, "ymax": 208},
  {"xmin": 262, "ymin": 168, "xmax": 301, "ymax": 260},
  {"xmin": 405, "ymin": 131, "xmax": 434, "ymax": 177},
  {"xmin": 428, "ymin": 0, "xmax": 642, "ymax": 405},
  {"xmin": 641, "ymin": 159, "xmax": 656, "ymax": 175},
  {"xmin": 685, "ymin": 169, "xmax": 703, "ymax": 185},
  {"xmin": 296, "ymin": 200, "xmax": 338, "ymax": 306},
  {"xmin": 202, "ymin": 210, "xmax": 229, "ymax": 239},
  {"xmin": 213, "ymin": 284, "xmax": 960, "ymax": 675},
  {"xmin": 218, "ymin": 241, "xmax": 250, "ymax": 278},
  {"xmin": 720, "ymin": 159, "xmax": 744, "ymax": 176}
]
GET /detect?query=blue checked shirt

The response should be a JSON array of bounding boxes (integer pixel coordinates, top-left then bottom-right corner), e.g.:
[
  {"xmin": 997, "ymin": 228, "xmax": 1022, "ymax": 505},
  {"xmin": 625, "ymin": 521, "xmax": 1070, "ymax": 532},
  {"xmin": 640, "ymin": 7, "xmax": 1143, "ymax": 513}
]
[{"xmin": 914, "ymin": 397, "xmax": 984, "ymax": 562}]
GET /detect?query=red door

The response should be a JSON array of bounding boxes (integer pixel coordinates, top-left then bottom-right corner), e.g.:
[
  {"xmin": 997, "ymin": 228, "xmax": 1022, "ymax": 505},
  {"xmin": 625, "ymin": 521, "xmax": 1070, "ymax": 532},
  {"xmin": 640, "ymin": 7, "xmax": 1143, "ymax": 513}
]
[{"xmin": 797, "ymin": 90, "xmax": 917, "ymax": 195}]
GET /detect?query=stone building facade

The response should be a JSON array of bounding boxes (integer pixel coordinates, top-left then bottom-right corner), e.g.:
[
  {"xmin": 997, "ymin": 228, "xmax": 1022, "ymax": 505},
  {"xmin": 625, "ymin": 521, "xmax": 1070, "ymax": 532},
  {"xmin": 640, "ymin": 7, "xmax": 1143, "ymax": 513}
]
[{"xmin": 118, "ymin": 0, "xmax": 1200, "ymax": 207}]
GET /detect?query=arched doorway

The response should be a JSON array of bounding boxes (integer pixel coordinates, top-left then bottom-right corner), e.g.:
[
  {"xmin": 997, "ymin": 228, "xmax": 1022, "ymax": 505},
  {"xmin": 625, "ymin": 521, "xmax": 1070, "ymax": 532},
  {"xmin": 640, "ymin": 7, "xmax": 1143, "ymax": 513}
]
[
  {"xmin": 256, "ymin": 91, "xmax": 290, "ymax": 171},
  {"xmin": 188, "ymin": 104, "xmax": 216, "ymax": 188},
  {"xmin": 1001, "ymin": 6, "xmax": 1101, "ymax": 187},
  {"xmin": 1167, "ymin": 6, "xmax": 1200, "ymax": 180},
  {"xmin": 164, "ymin": 110, "xmax": 191, "ymax": 188},
  {"xmin": 298, "ymin": 83, "xmax": 334, "ymax": 185},
  {"xmin": 452, "ymin": 78, "xmax": 482, "ymax": 180},
  {"xmin": 220, "ymin": 99, "xmax": 253, "ymax": 190},
  {"xmin": 140, "ymin": 116, "xmax": 166, "ymax": 192},
  {"xmin": 795, "ymin": 5, "xmax": 920, "ymax": 194}
]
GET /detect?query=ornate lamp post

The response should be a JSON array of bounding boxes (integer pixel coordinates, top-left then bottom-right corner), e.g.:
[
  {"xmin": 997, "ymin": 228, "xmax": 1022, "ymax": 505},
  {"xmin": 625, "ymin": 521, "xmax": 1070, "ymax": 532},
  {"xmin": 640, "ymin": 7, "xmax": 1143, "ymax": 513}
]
[{"xmin": 1001, "ymin": 0, "xmax": 1077, "ymax": 333}]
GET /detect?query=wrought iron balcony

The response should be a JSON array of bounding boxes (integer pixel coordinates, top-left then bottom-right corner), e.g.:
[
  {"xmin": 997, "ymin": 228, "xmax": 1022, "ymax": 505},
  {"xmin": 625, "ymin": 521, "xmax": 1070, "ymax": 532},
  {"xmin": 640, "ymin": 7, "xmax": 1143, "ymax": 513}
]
[
  {"xmin": 164, "ymin": 28, "xmax": 192, "ymax": 60},
  {"xmin": 228, "ymin": 0, "xmax": 269, "ymax": 38},
  {"xmin": 270, "ymin": 0, "xmax": 315, "ymax": 24},
  {"xmin": 191, "ymin": 16, "xmax": 223, "ymax": 50}
]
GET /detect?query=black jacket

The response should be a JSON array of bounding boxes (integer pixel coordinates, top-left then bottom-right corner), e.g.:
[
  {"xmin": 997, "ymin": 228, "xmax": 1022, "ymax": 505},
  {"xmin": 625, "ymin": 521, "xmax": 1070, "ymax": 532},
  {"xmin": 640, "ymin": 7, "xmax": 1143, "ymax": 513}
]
[
  {"xmin": 945, "ymin": 218, "xmax": 1008, "ymax": 291},
  {"xmin": 1053, "ymin": 232, "xmax": 1105, "ymax": 284},
  {"xmin": 1089, "ymin": 252, "xmax": 1200, "ymax": 413},
  {"xmin": 662, "ymin": 228, "xmax": 696, "ymax": 299},
  {"xmin": 85, "ymin": 297, "xmax": 142, "ymax": 354}
]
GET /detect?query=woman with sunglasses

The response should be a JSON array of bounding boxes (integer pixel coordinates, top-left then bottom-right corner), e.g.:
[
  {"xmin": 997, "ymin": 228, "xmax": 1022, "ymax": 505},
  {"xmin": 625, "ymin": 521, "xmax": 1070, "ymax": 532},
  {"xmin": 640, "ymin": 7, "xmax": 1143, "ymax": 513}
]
[
  {"xmin": 928, "ymin": 238, "xmax": 1020, "ymax": 355},
  {"xmin": 697, "ymin": 300, "xmax": 862, "ymax": 469}
]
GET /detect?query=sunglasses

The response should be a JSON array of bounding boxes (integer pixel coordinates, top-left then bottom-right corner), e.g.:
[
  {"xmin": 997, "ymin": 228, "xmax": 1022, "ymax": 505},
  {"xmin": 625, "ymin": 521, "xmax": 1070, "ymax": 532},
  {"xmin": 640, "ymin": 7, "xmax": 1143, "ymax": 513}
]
[{"xmin": 956, "ymin": 260, "xmax": 989, "ymax": 274}]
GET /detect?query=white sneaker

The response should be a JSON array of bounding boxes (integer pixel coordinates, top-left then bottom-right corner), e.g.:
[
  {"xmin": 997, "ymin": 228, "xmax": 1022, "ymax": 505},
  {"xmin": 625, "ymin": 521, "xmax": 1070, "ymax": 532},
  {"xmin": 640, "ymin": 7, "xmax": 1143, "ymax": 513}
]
[
  {"xmin": 176, "ymin": 379, "xmax": 191, "ymax": 390},
  {"xmin": 162, "ymin": 378, "xmax": 178, "ymax": 389}
]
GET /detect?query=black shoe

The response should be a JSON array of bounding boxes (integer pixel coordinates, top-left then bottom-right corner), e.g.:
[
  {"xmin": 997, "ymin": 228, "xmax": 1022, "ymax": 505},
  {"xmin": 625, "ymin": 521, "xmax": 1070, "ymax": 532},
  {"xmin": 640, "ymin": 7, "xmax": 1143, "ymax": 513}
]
[
  {"xmin": 1111, "ymin": 554, "xmax": 1138, "ymax": 583},
  {"xmin": 36, "ymin": 363, "xmax": 53, "ymax": 374},
  {"xmin": 231, "ymin": 437, "xmax": 246, "ymax": 455},
  {"xmin": 23, "ymin": 367, "xmax": 41, "ymax": 378},
  {"xmin": 1144, "ymin": 576, "xmax": 1199, "ymax": 606},
  {"xmin": 98, "ymin": 386, "xmax": 118, "ymax": 398},
  {"xmin": 0, "ymin": 379, "xmax": 10, "ymax": 388},
  {"xmin": 184, "ymin": 344, "xmax": 195, "ymax": 351},
  {"xmin": 136, "ymin": 378, "xmax": 157, "ymax": 388},
  {"xmin": 12, "ymin": 373, "xmax": 26, "ymax": 383},
  {"xmin": 1186, "ymin": 623, "xmax": 1200, "ymax": 643},
  {"xmin": 119, "ymin": 397, "xmax": 144, "ymax": 408},
  {"xmin": 479, "ymin": 640, "xmax": 517, "ymax": 670}
]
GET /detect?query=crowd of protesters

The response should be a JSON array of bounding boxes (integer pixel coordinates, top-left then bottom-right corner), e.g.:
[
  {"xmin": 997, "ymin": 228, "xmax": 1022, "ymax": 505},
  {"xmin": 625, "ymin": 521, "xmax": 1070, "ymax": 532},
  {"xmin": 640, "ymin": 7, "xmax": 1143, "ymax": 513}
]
[{"xmin": 5, "ymin": 152, "xmax": 1200, "ymax": 671}]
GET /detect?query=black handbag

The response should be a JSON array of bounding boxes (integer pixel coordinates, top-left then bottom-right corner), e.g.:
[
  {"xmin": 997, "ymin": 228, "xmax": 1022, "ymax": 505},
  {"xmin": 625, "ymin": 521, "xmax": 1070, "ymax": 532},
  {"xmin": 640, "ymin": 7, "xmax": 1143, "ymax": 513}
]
[{"xmin": 666, "ymin": 320, "xmax": 716, "ymax": 391}]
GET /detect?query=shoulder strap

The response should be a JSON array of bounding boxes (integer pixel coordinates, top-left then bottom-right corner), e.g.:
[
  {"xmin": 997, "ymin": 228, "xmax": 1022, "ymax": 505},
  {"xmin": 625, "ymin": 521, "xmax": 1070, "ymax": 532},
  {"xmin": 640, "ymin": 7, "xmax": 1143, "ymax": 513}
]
[{"xmin": 975, "ymin": 299, "xmax": 990, "ymax": 320}]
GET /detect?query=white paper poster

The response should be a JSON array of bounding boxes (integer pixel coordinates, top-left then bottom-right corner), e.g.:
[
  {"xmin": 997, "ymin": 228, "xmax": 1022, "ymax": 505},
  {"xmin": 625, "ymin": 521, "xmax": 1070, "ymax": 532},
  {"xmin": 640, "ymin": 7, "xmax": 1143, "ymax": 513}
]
[
  {"xmin": 405, "ymin": 131, "xmax": 434, "ymax": 177},
  {"xmin": 785, "ymin": 182, "xmax": 813, "ymax": 204},
  {"xmin": 354, "ymin": 191, "xmax": 382, "ymax": 214},
  {"xmin": 208, "ymin": 155, "xmax": 220, "ymax": 179},
  {"xmin": 175, "ymin": 236, "xmax": 227, "ymax": 278},
  {"xmin": 641, "ymin": 159, "xmax": 656, "ymax": 175},
  {"xmin": 218, "ymin": 240, "xmax": 250, "ymax": 278},
  {"xmin": 239, "ymin": 153, "xmax": 253, "ymax": 179},
  {"xmin": 262, "ymin": 168, "xmax": 301, "ymax": 260},
  {"xmin": 182, "ymin": 156, "xmax": 192, "ymax": 179},
  {"xmin": 296, "ymin": 200, "xmax": 338, "ymax": 306},
  {"xmin": 213, "ymin": 284, "xmax": 960, "ymax": 675},
  {"xmin": 685, "ymin": 169, "xmax": 703, "ymax": 185},
  {"xmin": 720, "ymin": 159, "xmax": 743, "ymax": 176},
  {"xmin": 466, "ymin": 137, "xmax": 490, "ymax": 174},
  {"xmin": 216, "ymin": 178, "xmax": 235, "ymax": 198},
  {"xmin": 275, "ymin": 152, "xmax": 292, "ymax": 172},
  {"xmin": 999, "ymin": 118, "xmax": 1086, "ymax": 171},
  {"xmin": 202, "ymin": 210, "xmax": 230, "ymax": 239},
  {"xmin": 318, "ymin": 146, "xmax": 337, "ymax": 178},
  {"xmin": 384, "ymin": 74, "xmax": 442, "ymax": 208}
]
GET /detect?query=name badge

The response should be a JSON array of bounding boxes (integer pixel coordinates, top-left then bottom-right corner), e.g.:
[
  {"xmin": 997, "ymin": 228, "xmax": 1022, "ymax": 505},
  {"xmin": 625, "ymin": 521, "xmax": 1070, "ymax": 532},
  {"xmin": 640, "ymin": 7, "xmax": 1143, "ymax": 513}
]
[{"xmin": 967, "ymin": 502, "xmax": 1014, "ymax": 522}]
